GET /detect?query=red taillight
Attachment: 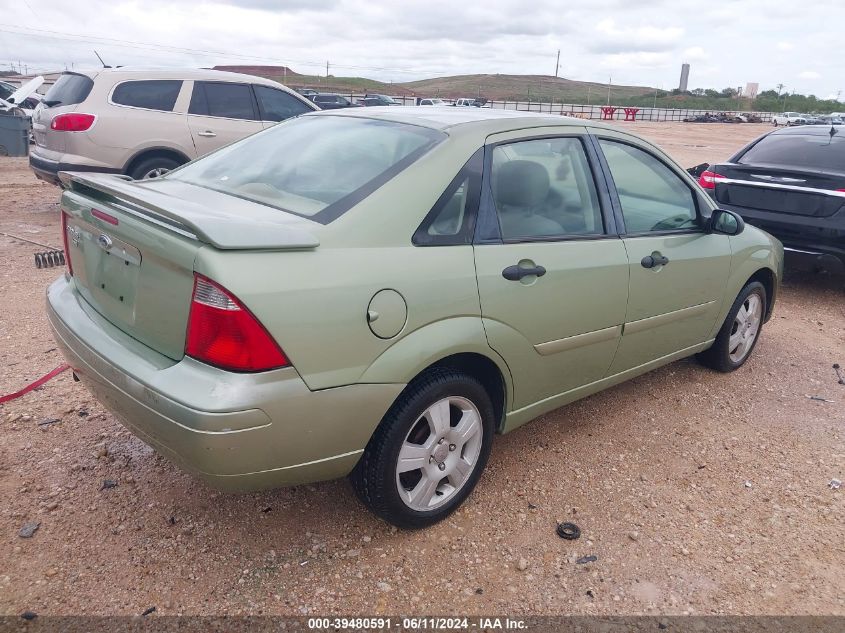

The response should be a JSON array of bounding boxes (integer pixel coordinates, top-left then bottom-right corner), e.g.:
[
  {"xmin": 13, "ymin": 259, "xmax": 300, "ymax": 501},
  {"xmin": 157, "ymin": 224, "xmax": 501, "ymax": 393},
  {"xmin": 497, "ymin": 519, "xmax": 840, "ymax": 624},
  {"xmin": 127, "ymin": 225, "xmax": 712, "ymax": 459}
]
[
  {"xmin": 50, "ymin": 113, "xmax": 96, "ymax": 132},
  {"xmin": 185, "ymin": 275, "xmax": 289, "ymax": 372},
  {"xmin": 698, "ymin": 170, "xmax": 726, "ymax": 190},
  {"xmin": 61, "ymin": 211, "xmax": 73, "ymax": 276}
]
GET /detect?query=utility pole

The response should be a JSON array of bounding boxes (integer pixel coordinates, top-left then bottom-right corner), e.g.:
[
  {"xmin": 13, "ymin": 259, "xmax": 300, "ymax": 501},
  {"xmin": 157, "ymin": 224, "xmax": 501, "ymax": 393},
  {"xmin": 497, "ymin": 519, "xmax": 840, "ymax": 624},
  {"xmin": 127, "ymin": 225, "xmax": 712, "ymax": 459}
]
[
  {"xmin": 326, "ymin": 60, "xmax": 329, "ymax": 78},
  {"xmin": 555, "ymin": 50, "xmax": 560, "ymax": 78},
  {"xmin": 606, "ymin": 76, "xmax": 612, "ymax": 106},
  {"xmin": 776, "ymin": 83, "xmax": 784, "ymax": 97}
]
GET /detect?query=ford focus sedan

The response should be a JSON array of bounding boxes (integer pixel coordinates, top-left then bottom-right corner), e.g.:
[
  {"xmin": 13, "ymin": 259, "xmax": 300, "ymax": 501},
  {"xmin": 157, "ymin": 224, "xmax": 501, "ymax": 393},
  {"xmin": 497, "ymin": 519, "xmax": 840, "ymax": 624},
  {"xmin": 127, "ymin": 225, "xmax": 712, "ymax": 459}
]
[{"xmin": 48, "ymin": 108, "xmax": 782, "ymax": 528}]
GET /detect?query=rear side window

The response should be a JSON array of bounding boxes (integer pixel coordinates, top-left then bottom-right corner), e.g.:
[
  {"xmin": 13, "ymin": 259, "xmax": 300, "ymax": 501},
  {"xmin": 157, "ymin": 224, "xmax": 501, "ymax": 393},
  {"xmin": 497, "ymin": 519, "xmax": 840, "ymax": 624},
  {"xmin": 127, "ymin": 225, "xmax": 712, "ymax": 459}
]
[
  {"xmin": 254, "ymin": 86, "xmax": 312, "ymax": 122},
  {"xmin": 189, "ymin": 82, "xmax": 256, "ymax": 120},
  {"xmin": 112, "ymin": 80, "xmax": 182, "ymax": 111},
  {"xmin": 739, "ymin": 134, "xmax": 845, "ymax": 171},
  {"xmin": 43, "ymin": 73, "xmax": 94, "ymax": 107}
]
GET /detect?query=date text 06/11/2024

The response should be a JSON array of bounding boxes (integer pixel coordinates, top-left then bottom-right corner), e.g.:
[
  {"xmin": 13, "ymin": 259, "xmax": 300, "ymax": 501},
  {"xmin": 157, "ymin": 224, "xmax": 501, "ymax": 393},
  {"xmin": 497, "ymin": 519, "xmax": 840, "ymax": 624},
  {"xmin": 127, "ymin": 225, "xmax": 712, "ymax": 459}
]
[{"xmin": 306, "ymin": 617, "xmax": 529, "ymax": 630}]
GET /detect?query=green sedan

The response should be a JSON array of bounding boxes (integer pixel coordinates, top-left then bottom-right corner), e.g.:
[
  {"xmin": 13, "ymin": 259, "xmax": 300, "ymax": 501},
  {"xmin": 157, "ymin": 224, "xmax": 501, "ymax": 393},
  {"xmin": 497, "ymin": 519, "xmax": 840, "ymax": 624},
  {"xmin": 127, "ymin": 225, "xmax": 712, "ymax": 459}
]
[{"xmin": 48, "ymin": 108, "xmax": 782, "ymax": 528}]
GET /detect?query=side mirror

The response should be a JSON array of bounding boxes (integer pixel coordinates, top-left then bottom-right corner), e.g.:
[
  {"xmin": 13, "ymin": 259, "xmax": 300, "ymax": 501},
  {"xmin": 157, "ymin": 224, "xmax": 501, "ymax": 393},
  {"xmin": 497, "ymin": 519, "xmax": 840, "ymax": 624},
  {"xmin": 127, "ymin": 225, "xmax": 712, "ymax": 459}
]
[{"xmin": 708, "ymin": 209, "xmax": 745, "ymax": 236}]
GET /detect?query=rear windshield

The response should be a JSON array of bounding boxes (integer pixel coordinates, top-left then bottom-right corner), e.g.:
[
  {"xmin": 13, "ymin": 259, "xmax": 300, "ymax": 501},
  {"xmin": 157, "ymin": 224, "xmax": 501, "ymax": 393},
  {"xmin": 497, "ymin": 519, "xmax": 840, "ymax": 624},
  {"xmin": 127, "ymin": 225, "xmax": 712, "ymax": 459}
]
[
  {"xmin": 739, "ymin": 133, "xmax": 845, "ymax": 172},
  {"xmin": 43, "ymin": 73, "xmax": 94, "ymax": 107},
  {"xmin": 169, "ymin": 115, "xmax": 444, "ymax": 223}
]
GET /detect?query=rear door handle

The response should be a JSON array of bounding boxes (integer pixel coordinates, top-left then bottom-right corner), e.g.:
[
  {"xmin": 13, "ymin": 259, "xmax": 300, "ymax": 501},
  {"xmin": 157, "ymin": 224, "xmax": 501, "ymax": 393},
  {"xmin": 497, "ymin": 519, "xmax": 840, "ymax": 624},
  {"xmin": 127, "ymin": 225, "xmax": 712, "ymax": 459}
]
[
  {"xmin": 502, "ymin": 264, "xmax": 547, "ymax": 281},
  {"xmin": 641, "ymin": 254, "xmax": 669, "ymax": 268},
  {"xmin": 197, "ymin": 131, "xmax": 217, "ymax": 138}
]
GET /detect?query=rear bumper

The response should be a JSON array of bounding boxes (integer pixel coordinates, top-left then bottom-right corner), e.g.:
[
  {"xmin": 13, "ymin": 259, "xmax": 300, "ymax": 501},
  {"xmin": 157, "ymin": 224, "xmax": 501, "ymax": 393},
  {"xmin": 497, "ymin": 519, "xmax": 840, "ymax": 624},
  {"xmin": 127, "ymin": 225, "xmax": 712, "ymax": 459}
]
[
  {"xmin": 46, "ymin": 275, "xmax": 404, "ymax": 491},
  {"xmin": 29, "ymin": 152, "xmax": 121, "ymax": 186},
  {"xmin": 712, "ymin": 197, "xmax": 845, "ymax": 273}
]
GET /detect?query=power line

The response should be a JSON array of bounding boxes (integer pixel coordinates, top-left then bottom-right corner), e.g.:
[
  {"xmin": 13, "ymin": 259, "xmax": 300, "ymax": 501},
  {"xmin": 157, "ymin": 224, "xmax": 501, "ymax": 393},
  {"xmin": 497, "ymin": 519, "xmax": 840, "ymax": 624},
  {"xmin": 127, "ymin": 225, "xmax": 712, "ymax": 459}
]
[{"xmin": 0, "ymin": 23, "xmax": 446, "ymax": 76}]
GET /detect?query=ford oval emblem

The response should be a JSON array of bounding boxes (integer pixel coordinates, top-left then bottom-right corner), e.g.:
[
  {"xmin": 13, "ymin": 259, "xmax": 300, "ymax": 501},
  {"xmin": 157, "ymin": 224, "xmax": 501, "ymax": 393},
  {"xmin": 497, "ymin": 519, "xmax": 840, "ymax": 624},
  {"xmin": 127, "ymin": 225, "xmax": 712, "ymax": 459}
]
[{"xmin": 97, "ymin": 234, "xmax": 113, "ymax": 251}]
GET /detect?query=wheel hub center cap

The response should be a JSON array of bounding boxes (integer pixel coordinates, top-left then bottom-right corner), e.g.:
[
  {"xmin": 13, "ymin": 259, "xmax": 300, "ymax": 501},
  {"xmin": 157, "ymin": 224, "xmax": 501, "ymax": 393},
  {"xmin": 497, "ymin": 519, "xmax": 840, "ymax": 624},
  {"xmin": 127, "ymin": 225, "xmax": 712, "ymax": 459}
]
[{"xmin": 432, "ymin": 442, "xmax": 449, "ymax": 464}]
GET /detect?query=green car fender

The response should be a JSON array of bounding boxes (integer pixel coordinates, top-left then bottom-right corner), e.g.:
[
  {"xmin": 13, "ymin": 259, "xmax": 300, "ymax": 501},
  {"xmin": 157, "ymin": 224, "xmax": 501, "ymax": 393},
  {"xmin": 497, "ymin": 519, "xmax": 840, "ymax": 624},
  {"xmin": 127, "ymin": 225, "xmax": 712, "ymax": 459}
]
[
  {"xmin": 708, "ymin": 228, "xmax": 782, "ymax": 340},
  {"xmin": 357, "ymin": 315, "xmax": 514, "ymax": 425}
]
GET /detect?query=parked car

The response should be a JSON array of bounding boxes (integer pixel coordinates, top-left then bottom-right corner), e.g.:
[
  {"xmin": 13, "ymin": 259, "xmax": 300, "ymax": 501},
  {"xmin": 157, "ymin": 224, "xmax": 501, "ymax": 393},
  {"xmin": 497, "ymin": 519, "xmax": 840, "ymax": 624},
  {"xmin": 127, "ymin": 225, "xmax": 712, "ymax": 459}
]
[
  {"xmin": 0, "ymin": 79, "xmax": 43, "ymax": 111},
  {"xmin": 294, "ymin": 88, "xmax": 319, "ymax": 99},
  {"xmin": 29, "ymin": 68, "xmax": 317, "ymax": 185},
  {"xmin": 453, "ymin": 98, "xmax": 478, "ymax": 107},
  {"xmin": 418, "ymin": 98, "xmax": 449, "ymax": 106},
  {"xmin": 818, "ymin": 115, "xmax": 843, "ymax": 125},
  {"xmin": 312, "ymin": 93, "xmax": 358, "ymax": 109},
  {"xmin": 802, "ymin": 113, "xmax": 825, "ymax": 125},
  {"xmin": 49, "ymin": 108, "xmax": 782, "ymax": 528},
  {"xmin": 698, "ymin": 125, "xmax": 844, "ymax": 274},
  {"xmin": 772, "ymin": 112, "xmax": 807, "ymax": 126},
  {"xmin": 359, "ymin": 94, "xmax": 402, "ymax": 106}
]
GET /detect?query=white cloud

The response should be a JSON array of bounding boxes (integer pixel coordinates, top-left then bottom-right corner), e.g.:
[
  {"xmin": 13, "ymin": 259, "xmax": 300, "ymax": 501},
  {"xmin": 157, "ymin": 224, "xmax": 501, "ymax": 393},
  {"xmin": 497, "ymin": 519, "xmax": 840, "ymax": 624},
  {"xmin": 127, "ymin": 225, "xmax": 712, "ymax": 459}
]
[
  {"xmin": 777, "ymin": 41, "xmax": 794, "ymax": 51},
  {"xmin": 799, "ymin": 71, "xmax": 821, "ymax": 79},
  {"xmin": 683, "ymin": 47, "xmax": 707, "ymax": 61},
  {"xmin": 591, "ymin": 18, "xmax": 684, "ymax": 54}
]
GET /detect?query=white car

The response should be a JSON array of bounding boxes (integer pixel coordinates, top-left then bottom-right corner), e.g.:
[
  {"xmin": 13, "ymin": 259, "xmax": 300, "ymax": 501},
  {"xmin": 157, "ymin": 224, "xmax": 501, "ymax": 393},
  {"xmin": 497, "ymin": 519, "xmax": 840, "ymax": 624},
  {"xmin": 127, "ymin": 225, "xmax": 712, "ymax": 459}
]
[
  {"xmin": 418, "ymin": 98, "xmax": 449, "ymax": 106},
  {"xmin": 772, "ymin": 112, "xmax": 807, "ymax": 126}
]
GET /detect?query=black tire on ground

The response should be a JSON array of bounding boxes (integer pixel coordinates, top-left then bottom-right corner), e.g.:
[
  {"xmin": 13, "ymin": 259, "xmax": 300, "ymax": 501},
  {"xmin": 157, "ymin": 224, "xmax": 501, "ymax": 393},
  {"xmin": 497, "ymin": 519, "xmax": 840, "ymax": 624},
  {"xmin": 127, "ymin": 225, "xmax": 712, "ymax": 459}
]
[
  {"xmin": 128, "ymin": 156, "xmax": 182, "ymax": 180},
  {"xmin": 350, "ymin": 367, "xmax": 495, "ymax": 529},
  {"xmin": 697, "ymin": 281, "xmax": 767, "ymax": 373}
]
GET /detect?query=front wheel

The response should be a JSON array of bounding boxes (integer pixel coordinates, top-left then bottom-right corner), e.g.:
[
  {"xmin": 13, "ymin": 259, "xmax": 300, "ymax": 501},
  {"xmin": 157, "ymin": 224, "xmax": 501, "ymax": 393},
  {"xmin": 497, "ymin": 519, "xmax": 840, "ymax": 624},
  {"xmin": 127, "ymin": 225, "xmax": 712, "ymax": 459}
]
[
  {"xmin": 350, "ymin": 368, "xmax": 495, "ymax": 529},
  {"xmin": 697, "ymin": 281, "xmax": 767, "ymax": 372}
]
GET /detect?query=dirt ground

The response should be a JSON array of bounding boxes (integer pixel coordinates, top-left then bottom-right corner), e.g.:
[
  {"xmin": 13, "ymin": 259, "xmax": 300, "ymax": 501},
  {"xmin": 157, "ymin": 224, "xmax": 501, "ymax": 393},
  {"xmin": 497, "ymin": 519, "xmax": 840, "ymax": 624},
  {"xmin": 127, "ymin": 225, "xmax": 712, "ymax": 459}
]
[{"xmin": 0, "ymin": 123, "xmax": 843, "ymax": 617}]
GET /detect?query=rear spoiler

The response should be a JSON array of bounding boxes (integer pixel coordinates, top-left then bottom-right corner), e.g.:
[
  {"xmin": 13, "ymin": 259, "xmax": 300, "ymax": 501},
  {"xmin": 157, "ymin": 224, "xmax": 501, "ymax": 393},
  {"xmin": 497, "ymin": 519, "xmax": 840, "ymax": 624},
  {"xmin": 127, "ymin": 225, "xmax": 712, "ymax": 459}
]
[{"xmin": 58, "ymin": 172, "xmax": 319, "ymax": 251}]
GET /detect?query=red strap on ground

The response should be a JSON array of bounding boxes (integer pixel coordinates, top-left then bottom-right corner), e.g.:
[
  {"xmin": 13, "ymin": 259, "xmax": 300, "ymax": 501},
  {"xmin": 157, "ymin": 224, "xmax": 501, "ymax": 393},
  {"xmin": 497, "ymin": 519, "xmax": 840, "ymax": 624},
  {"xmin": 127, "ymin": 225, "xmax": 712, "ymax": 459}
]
[{"xmin": 0, "ymin": 364, "xmax": 70, "ymax": 404}]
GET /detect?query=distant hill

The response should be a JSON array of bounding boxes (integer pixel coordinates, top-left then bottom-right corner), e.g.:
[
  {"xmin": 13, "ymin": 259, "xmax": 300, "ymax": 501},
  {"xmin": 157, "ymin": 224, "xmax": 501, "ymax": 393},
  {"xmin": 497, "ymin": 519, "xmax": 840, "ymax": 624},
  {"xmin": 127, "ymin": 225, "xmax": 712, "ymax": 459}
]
[
  {"xmin": 215, "ymin": 65, "xmax": 655, "ymax": 102},
  {"xmin": 399, "ymin": 74, "xmax": 655, "ymax": 102}
]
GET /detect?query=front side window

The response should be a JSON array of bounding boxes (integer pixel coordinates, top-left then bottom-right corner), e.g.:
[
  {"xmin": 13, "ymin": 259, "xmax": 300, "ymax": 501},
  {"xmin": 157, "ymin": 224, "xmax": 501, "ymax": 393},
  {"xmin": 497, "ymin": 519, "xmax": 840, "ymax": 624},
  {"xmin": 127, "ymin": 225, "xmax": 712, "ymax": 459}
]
[
  {"xmin": 254, "ymin": 86, "xmax": 312, "ymax": 121},
  {"xmin": 169, "ymin": 115, "xmax": 444, "ymax": 223},
  {"xmin": 490, "ymin": 137, "xmax": 604, "ymax": 240},
  {"xmin": 189, "ymin": 82, "xmax": 256, "ymax": 120},
  {"xmin": 599, "ymin": 140, "xmax": 698, "ymax": 233},
  {"xmin": 112, "ymin": 80, "xmax": 182, "ymax": 111}
]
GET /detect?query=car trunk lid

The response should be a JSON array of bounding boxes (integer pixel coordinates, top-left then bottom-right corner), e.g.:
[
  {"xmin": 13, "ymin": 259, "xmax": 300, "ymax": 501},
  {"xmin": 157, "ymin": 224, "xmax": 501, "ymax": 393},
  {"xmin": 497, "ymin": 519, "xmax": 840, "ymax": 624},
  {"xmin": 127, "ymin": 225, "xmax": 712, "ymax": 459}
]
[
  {"xmin": 713, "ymin": 164, "xmax": 845, "ymax": 218},
  {"xmin": 60, "ymin": 172, "xmax": 319, "ymax": 360}
]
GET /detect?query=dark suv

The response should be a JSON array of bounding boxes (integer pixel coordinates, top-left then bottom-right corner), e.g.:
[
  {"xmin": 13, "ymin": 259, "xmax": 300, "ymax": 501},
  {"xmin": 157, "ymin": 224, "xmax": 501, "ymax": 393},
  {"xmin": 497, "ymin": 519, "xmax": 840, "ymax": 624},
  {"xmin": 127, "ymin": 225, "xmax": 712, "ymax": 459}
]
[{"xmin": 699, "ymin": 125, "xmax": 845, "ymax": 273}]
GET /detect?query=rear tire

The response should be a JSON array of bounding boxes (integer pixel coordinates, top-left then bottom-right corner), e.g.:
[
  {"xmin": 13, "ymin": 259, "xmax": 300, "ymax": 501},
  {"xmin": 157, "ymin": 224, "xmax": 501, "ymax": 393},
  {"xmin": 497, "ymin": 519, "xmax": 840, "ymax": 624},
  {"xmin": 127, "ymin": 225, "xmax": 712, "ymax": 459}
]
[
  {"xmin": 350, "ymin": 368, "xmax": 495, "ymax": 529},
  {"xmin": 128, "ymin": 156, "xmax": 182, "ymax": 180},
  {"xmin": 697, "ymin": 281, "xmax": 767, "ymax": 372}
]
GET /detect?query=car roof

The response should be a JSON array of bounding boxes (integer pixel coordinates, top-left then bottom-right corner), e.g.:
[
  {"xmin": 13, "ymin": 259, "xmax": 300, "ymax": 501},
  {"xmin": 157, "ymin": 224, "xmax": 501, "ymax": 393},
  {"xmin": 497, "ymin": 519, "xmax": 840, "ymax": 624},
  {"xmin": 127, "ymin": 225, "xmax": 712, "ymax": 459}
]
[
  {"xmin": 308, "ymin": 106, "xmax": 612, "ymax": 136},
  {"xmin": 62, "ymin": 67, "xmax": 287, "ymax": 87}
]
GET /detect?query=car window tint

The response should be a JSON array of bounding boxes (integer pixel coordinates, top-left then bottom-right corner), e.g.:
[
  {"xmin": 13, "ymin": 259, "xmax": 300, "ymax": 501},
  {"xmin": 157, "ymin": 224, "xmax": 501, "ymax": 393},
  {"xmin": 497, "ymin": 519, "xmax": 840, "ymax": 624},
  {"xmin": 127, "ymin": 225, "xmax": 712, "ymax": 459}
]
[
  {"xmin": 599, "ymin": 140, "xmax": 698, "ymax": 233},
  {"xmin": 491, "ymin": 137, "xmax": 603, "ymax": 240},
  {"xmin": 190, "ymin": 82, "xmax": 255, "ymax": 120},
  {"xmin": 739, "ymin": 133, "xmax": 845, "ymax": 171},
  {"xmin": 170, "ymin": 116, "xmax": 444, "ymax": 223},
  {"xmin": 254, "ymin": 86, "xmax": 311, "ymax": 121},
  {"xmin": 112, "ymin": 80, "xmax": 182, "ymax": 111},
  {"xmin": 42, "ymin": 73, "xmax": 94, "ymax": 107}
]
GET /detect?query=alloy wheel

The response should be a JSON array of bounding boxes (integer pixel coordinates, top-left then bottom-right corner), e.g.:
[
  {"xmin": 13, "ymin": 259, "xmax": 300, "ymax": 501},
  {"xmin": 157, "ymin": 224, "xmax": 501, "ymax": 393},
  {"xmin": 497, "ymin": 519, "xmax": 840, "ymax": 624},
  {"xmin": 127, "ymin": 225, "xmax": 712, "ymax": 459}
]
[
  {"xmin": 395, "ymin": 396, "xmax": 483, "ymax": 511},
  {"xmin": 728, "ymin": 293, "xmax": 763, "ymax": 363}
]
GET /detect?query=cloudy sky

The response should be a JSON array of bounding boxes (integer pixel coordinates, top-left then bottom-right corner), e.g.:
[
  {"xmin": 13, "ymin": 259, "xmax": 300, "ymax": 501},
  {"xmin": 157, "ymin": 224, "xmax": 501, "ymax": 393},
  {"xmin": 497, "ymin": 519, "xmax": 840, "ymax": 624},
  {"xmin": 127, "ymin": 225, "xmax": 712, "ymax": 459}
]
[{"xmin": 0, "ymin": 0, "xmax": 841, "ymax": 99}]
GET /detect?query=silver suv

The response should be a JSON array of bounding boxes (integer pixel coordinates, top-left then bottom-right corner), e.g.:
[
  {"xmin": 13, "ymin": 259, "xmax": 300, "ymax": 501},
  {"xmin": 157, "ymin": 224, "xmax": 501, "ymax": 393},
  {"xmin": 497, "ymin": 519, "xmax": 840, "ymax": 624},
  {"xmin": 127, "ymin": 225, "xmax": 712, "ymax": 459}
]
[{"xmin": 30, "ymin": 68, "xmax": 317, "ymax": 184}]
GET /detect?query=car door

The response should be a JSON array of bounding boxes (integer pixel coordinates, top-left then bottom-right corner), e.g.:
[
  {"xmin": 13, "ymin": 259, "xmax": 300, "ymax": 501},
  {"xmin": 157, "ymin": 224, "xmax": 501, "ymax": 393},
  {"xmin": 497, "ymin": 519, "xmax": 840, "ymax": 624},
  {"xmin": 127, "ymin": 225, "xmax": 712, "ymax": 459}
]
[
  {"xmin": 253, "ymin": 85, "xmax": 314, "ymax": 129},
  {"xmin": 594, "ymin": 134, "xmax": 732, "ymax": 375},
  {"xmin": 472, "ymin": 130, "xmax": 629, "ymax": 411},
  {"xmin": 186, "ymin": 81, "xmax": 263, "ymax": 156}
]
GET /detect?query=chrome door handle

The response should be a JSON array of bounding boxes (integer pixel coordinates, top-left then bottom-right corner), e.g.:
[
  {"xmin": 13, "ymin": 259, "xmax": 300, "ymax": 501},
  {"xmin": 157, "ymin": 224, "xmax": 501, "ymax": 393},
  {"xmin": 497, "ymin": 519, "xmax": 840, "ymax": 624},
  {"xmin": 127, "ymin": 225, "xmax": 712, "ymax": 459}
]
[{"xmin": 197, "ymin": 131, "xmax": 217, "ymax": 138}]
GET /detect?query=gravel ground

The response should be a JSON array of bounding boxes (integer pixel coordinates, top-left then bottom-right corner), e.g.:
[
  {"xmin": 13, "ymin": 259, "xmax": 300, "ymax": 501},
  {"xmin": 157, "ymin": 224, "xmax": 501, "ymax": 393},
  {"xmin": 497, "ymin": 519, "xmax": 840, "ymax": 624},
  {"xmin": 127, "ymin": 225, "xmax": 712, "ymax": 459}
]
[{"xmin": 0, "ymin": 122, "xmax": 843, "ymax": 616}]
